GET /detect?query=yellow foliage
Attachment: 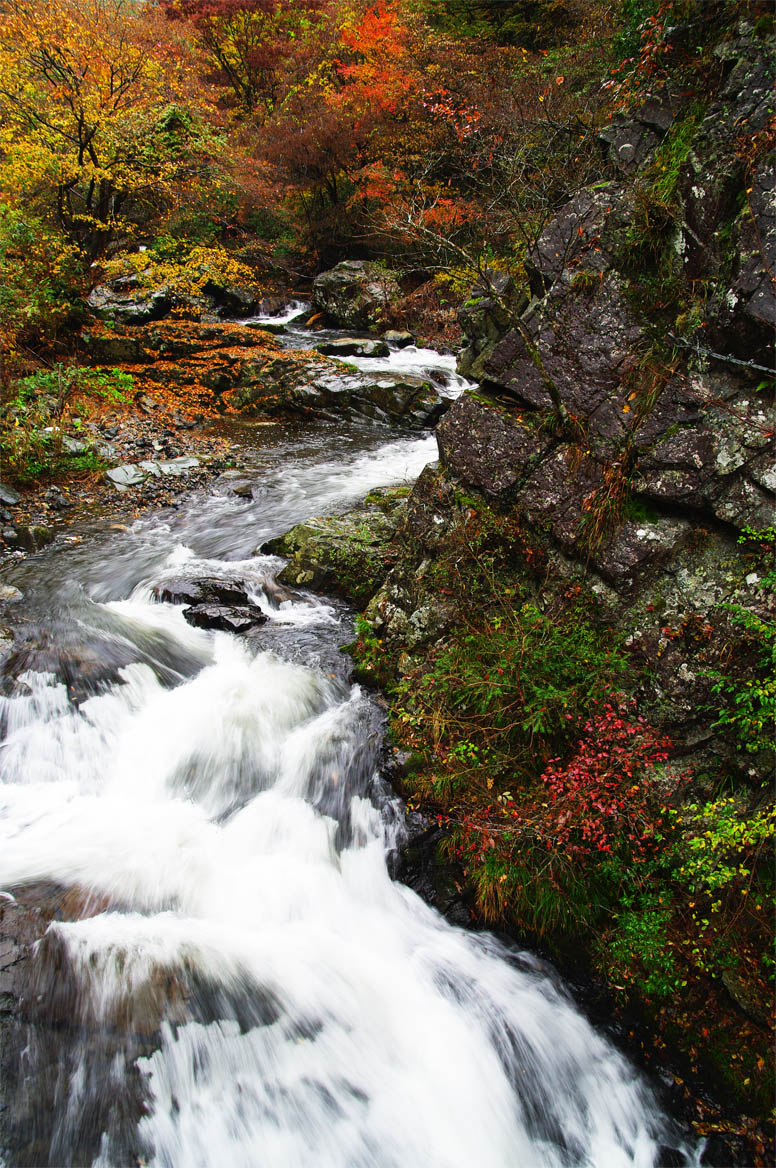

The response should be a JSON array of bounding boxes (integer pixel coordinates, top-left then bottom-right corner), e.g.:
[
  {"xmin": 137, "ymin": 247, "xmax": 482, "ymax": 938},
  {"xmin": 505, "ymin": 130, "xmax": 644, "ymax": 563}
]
[
  {"xmin": 0, "ymin": 0, "xmax": 223, "ymax": 255},
  {"xmin": 100, "ymin": 245, "xmax": 261, "ymax": 301}
]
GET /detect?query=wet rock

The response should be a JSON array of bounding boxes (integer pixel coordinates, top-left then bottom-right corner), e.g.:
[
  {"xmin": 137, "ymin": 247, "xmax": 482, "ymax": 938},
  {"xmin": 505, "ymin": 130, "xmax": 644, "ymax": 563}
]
[
  {"xmin": 457, "ymin": 272, "xmax": 528, "ymax": 382},
  {"xmin": 0, "ymin": 584, "xmax": 23, "ymax": 604},
  {"xmin": 212, "ymin": 471, "xmax": 255, "ymax": 498},
  {"xmin": 598, "ymin": 99, "xmax": 677, "ymax": 174},
  {"xmin": 154, "ymin": 576, "xmax": 252, "ymax": 607},
  {"xmin": 182, "ymin": 603, "xmax": 267, "ymax": 633},
  {"xmin": 202, "ymin": 278, "xmax": 258, "ymax": 318},
  {"xmin": 592, "ymin": 517, "xmax": 692, "ymax": 586},
  {"xmin": 674, "ymin": 34, "xmax": 776, "ymax": 360},
  {"xmin": 0, "ymin": 483, "xmax": 21, "ymax": 506},
  {"xmin": 315, "ymin": 338, "xmax": 391, "ymax": 359},
  {"xmin": 515, "ymin": 446, "xmax": 604, "ymax": 553},
  {"xmin": 3, "ymin": 524, "xmax": 54, "ymax": 552},
  {"xmin": 481, "ymin": 272, "xmax": 643, "ymax": 438},
  {"xmin": 312, "ymin": 260, "xmax": 400, "ymax": 330},
  {"xmin": 711, "ymin": 477, "xmax": 775, "ymax": 530},
  {"xmin": 245, "ymin": 319, "xmax": 287, "ymax": 335},
  {"xmin": 265, "ymin": 487, "xmax": 408, "ymax": 605},
  {"xmin": 227, "ymin": 351, "xmax": 447, "ymax": 429},
  {"xmin": 524, "ymin": 186, "xmax": 626, "ymax": 295}
]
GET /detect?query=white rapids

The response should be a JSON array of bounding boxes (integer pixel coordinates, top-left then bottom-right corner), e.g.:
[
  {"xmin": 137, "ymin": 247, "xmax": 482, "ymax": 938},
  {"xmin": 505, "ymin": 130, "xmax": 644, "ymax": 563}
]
[{"xmin": 0, "ymin": 341, "xmax": 696, "ymax": 1168}]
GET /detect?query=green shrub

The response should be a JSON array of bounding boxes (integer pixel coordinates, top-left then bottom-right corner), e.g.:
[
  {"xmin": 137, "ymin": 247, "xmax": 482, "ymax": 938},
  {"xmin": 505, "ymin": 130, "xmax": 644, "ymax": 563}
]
[
  {"xmin": 0, "ymin": 364, "xmax": 132, "ymax": 482},
  {"xmin": 0, "ymin": 204, "xmax": 84, "ymax": 363}
]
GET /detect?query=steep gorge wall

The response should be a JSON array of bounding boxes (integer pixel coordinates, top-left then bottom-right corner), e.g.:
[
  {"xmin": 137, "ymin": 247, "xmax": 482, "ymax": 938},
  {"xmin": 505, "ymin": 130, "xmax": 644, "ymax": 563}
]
[{"xmin": 342, "ymin": 23, "xmax": 775, "ymax": 1154}]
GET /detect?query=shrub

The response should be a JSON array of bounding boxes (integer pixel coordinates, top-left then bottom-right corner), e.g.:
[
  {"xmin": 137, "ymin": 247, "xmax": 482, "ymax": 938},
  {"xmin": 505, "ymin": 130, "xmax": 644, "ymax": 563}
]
[
  {"xmin": 0, "ymin": 205, "xmax": 84, "ymax": 372},
  {"xmin": 0, "ymin": 364, "xmax": 132, "ymax": 482}
]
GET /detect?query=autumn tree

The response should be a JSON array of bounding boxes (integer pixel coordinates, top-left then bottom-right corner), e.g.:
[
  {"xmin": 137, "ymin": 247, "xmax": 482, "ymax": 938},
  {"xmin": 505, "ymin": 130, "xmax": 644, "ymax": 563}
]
[
  {"xmin": 159, "ymin": 0, "xmax": 331, "ymax": 117},
  {"xmin": 0, "ymin": 0, "xmax": 226, "ymax": 258}
]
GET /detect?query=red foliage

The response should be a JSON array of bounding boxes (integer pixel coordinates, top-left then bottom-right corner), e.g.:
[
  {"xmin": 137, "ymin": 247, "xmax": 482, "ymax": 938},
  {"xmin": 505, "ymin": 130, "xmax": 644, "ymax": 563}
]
[
  {"xmin": 448, "ymin": 697, "xmax": 685, "ymax": 872},
  {"xmin": 539, "ymin": 699, "xmax": 676, "ymax": 861}
]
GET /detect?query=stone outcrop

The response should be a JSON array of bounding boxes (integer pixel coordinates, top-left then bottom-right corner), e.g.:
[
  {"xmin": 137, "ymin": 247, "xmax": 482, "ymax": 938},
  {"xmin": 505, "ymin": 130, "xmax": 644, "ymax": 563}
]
[
  {"xmin": 83, "ymin": 320, "xmax": 448, "ymax": 430},
  {"xmin": 87, "ymin": 272, "xmax": 259, "ymax": 325}
]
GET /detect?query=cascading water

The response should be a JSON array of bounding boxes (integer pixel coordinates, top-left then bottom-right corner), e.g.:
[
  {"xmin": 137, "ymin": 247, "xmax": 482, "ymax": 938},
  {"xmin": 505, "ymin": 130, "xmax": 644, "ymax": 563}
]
[{"xmin": 0, "ymin": 334, "xmax": 697, "ymax": 1167}]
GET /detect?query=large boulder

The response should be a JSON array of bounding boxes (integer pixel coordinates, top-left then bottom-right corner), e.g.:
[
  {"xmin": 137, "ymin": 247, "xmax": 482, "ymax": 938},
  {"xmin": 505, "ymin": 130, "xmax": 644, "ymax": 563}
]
[
  {"xmin": 88, "ymin": 273, "xmax": 259, "ymax": 326},
  {"xmin": 312, "ymin": 261, "xmax": 400, "ymax": 329},
  {"xmin": 87, "ymin": 280, "xmax": 174, "ymax": 325}
]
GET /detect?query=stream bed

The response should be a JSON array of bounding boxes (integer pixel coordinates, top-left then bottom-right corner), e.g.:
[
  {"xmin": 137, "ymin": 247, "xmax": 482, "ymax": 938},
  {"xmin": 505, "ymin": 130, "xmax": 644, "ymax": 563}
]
[{"xmin": 0, "ymin": 322, "xmax": 699, "ymax": 1167}]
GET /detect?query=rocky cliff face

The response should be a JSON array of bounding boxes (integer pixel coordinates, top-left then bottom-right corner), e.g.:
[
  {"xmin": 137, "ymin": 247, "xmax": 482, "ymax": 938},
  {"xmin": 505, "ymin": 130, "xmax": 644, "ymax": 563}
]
[
  {"xmin": 370, "ymin": 23, "xmax": 774, "ymax": 761},
  {"xmin": 330, "ymin": 22, "xmax": 775, "ymax": 1150}
]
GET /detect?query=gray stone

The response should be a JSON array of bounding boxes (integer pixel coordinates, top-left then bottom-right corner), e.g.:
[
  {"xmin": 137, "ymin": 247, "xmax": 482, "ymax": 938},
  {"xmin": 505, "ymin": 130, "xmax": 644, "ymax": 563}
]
[
  {"xmin": 202, "ymin": 279, "xmax": 258, "ymax": 318},
  {"xmin": 157, "ymin": 457, "xmax": 201, "ymax": 475},
  {"xmin": 483, "ymin": 272, "xmax": 643, "ymax": 439},
  {"xmin": 88, "ymin": 283, "xmax": 173, "ymax": 325},
  {"xmin": 599, "ymin": 118, "xmax": 660, "ymax": 173},
  {"xmin": 154, "ymin": 576, "xmax": 251, "ymax": 607},
  {"xmin": 0, "ymin": 484, "xmax": 21, "ymax": 506},
  {"xmin": 593, "ymin": 518, "xmax": 692, "ymax": 585},
  {"xmin": 3, "ymin": 525, "xmax": 54, "ymax": 552},
  {"xmin": 230, "ymin": 351, "xmax": 447, "ymax": 430},
  {"xmin": 106, "ymin": 464, "xmax": 146, "ymax": 489},
  {"xmin": 382, "ymin": 330, "xmax": 415, "ymax": 348},
  {"xmin": 0, "ymin": 585, "xmax": 23, "ymax": 603},
  {"xmin": 436, "ymin": 392, "xmax": 552, "ymax": 497},
  {"xmin": 265, "ymin": 488, "xmax": 408, "ymax": 605},
  {"xmin": 712, "ymin": 478, "xmax": 776, "ymax": 530}
]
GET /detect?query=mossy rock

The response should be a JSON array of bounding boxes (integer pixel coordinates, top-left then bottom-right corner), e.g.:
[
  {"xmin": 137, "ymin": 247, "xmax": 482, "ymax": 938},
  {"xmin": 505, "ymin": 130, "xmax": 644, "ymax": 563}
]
[{"xmin": 264, "ymin": 487, "xmax": 408, "ymax": 606}]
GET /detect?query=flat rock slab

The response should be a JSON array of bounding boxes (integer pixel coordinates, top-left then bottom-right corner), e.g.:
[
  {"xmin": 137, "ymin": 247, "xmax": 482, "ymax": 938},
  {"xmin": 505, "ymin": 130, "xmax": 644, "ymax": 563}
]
[
  {"xmin": 182, "ymin": 603, "xmax": 267, "ymax": 633},
  {"xmin": 106, "ymin": 456, "xmax": 200, "ymax": 490}
]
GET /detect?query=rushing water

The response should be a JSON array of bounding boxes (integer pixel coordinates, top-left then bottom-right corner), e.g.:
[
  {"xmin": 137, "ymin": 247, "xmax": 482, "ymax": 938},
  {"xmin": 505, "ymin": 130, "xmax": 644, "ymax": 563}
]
[{"xmin": 0, "ymin": 329, "xmax": 697, "ymax": 1167}]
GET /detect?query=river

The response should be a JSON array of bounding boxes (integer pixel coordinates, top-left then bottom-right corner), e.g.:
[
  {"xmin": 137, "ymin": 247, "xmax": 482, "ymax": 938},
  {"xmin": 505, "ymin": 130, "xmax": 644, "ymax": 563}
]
[{"xmin": 0, "ymin": 312, "xmax": 698, "ymax": 1167}]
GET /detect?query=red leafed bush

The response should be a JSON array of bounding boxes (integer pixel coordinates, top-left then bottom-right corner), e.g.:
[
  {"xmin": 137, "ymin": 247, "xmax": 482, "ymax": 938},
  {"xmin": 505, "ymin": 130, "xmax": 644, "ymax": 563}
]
[{"xmin": 539, "ymin": 697, "xmax": 677, "ymax": 862}]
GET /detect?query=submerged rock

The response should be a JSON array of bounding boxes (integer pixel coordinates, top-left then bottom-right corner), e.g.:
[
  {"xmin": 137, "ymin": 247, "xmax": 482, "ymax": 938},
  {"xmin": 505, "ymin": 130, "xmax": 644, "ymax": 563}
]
[
  {"xmin": 182, "ymin": 603, "xmax": 267, "ymax": 633},
  {"xmin": 2, "ymin": 524, "xmax": 54, "ymax": 552}
]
